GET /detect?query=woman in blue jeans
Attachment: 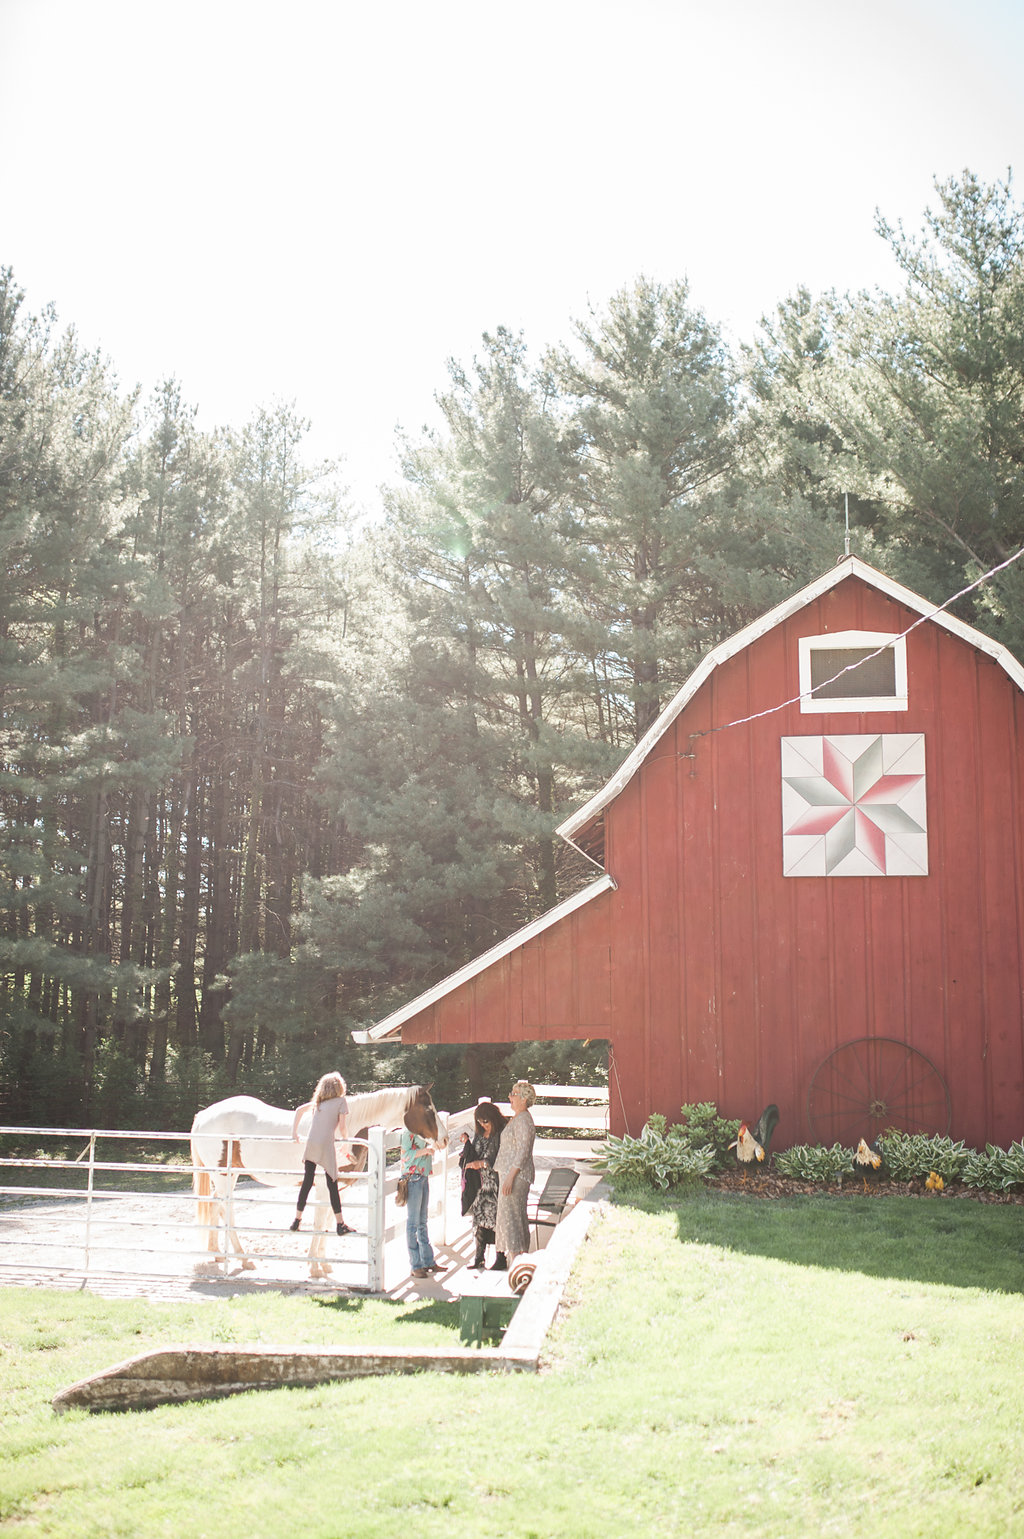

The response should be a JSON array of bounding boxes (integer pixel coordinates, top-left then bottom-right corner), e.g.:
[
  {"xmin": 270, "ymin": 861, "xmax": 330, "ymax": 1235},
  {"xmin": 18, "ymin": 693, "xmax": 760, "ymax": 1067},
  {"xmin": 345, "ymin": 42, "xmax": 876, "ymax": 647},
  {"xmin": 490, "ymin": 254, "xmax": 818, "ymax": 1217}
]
[{"xmin": 400, "ymin": 1122, "xmax": 445, "ymax": 1278}]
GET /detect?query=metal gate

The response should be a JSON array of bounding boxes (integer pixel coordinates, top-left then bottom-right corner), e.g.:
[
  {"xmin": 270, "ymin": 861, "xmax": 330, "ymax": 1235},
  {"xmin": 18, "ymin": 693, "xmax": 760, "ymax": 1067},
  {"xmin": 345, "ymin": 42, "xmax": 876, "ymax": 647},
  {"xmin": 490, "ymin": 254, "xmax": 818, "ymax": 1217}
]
[{"xmin": 0, "ymin": 1123, "xmax": 400, "ymax": 1291}]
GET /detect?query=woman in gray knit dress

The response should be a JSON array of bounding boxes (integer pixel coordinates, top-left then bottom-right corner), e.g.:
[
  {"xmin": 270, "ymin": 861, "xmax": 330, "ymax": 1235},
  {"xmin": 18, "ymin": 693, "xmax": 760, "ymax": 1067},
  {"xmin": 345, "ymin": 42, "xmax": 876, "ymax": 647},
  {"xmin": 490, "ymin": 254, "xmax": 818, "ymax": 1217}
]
[
  {"xmin": 493, "ymin": 1080, "xmax": 536, "ymax": 1269},
  {"xmin": 289, "ymin": 1071, "xmax": 353, "ymax": 1236}
]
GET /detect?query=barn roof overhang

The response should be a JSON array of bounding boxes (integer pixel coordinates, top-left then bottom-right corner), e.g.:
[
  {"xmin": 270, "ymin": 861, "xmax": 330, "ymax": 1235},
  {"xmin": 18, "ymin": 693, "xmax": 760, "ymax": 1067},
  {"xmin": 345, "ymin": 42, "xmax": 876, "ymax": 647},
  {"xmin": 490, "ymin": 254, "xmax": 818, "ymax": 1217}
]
[
  {"xmin": 351, "ymin": 872, "xmax": 616, "ymax": 1043},
  {"xmin": 557, "ymin": 556, "xmax": 1024, "ymax": 857}
]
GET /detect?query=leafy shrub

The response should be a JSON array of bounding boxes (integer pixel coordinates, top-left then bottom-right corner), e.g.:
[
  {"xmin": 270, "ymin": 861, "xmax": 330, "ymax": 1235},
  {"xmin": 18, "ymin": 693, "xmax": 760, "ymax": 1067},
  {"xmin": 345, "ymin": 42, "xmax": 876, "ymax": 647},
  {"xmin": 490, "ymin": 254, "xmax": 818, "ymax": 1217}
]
[
  {"xmin": 674, "ymin": 1102, "xmax": 741, "ymax": 1169},
  {"xmin": 962, "ymin": 1141, "xmax": 1024, "ymax": 1192},
  {"xmin": 774, "ymin": 1143, "xmax": 853, "ymax": 1183},
  {"xmin": 600, "ymin": 1112, "xmax": 1024, "ymax": 1198},
  {"xmin": 594, "ymin": 1124, "xmax": 717, "ymax": 1191},
  {"xmin": 772, "ymin": 1133, "xmax": 1024, "ymax": 1192},
  {"xmin": 879, "ymin": 1132, "xmax": 970, "ymax": 1183}
]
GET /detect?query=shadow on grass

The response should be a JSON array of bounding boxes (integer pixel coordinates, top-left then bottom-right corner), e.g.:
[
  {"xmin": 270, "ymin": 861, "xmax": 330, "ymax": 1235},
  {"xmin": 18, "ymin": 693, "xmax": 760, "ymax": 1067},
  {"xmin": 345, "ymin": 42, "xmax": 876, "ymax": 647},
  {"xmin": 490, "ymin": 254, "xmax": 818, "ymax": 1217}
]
[
  {"xmin": 311, "ymin": 1295, "xmax": 460, "ymax": 1329},
  {"xmin": 610, "ymin": 1185, "xmax": 1024, "ymax": 1295}
]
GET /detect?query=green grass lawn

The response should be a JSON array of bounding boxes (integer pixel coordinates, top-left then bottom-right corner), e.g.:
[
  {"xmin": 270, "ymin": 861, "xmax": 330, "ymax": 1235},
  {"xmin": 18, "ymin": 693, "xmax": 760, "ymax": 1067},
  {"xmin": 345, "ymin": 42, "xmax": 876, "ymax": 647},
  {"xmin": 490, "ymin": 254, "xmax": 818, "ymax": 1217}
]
[{"xmin": 2, "ymin": 1187, "xmax": 1023, "ymax": 1537}]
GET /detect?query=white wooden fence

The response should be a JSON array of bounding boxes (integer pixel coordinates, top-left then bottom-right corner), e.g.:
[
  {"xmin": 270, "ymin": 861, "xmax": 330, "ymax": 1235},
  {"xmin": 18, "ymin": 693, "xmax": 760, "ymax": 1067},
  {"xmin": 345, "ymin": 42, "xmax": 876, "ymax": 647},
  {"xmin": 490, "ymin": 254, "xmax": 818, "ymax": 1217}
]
[
  {"xmin": 0, "ymin": 1085, "xmax": 606, "ymax": 1291},
  {"xmin": 0, "ymin": 1122, "xmax": 417, "ymax": 1291}
]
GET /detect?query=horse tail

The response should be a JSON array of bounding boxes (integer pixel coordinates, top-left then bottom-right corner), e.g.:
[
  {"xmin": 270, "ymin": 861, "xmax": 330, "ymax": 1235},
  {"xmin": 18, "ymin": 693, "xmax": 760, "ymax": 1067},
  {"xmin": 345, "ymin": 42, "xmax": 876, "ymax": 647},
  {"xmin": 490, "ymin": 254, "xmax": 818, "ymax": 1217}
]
[
  {"xmin": 191, "ymin": 1131, "xmax": 219, "ymax": 1229},
  {"xmin": 335, "ymin": 1132, "xmax": 369, "ymax": 1192}
]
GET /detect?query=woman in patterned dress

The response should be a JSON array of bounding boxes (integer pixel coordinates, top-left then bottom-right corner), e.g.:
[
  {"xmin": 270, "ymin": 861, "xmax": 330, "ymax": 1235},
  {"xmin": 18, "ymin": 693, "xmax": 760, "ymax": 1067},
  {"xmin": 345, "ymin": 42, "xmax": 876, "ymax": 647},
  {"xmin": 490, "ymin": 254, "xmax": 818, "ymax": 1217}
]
[
  {"xmin": 493, "ymin": 1080, "xmax": 536, "ymax": 1270},
  {"xmin": 460, "ymin": 1100, "xmax": 507, "ymax": 1270}
]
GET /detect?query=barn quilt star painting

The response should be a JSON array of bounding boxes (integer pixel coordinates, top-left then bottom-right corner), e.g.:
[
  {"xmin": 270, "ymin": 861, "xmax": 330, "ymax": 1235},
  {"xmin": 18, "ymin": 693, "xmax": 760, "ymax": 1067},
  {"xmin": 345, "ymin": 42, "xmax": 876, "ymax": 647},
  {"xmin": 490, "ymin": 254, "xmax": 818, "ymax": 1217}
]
[{"xmin": 781, "ymin": 734, "xmax": 928, "ymax": 876}]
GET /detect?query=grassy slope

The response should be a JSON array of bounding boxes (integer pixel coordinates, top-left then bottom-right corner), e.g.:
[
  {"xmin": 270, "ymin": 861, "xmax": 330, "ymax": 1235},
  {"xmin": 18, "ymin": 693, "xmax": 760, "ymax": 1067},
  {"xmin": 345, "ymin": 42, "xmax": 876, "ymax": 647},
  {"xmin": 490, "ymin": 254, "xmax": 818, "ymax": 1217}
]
[{"xmin": 1, "ymin": 1189, "xmax": 1022, "ymax": 1538}]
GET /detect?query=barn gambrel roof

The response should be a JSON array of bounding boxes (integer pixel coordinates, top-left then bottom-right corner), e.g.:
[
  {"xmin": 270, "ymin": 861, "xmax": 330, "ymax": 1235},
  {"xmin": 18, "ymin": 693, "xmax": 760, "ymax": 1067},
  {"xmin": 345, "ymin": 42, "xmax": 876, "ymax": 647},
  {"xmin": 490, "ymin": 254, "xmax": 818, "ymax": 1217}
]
[
  {"xmin": 558, "ymin": 555, "xmax": 1024, "ymax": 857},
  {"xmin": 355, "ymin": 556, "xmax": 1024, "ymax": 1044}
]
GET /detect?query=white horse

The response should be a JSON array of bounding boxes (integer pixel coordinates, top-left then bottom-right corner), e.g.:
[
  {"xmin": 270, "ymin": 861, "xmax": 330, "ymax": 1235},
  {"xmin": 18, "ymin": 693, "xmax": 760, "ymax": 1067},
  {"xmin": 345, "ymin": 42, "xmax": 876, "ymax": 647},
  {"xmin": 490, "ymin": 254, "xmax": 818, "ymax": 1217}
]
[{"xmin": 190, "ymin": 1084, "xmax": 445, "ymax": 1278}]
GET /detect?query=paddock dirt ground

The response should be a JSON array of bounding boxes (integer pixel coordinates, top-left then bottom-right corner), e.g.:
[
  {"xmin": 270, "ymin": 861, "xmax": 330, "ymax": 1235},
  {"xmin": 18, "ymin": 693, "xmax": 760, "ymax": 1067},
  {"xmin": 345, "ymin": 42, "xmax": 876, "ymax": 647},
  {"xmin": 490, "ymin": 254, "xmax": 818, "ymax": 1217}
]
[{"xmin": 0, "ymin": 1138, "xmax": 605, "ymax": 1303}]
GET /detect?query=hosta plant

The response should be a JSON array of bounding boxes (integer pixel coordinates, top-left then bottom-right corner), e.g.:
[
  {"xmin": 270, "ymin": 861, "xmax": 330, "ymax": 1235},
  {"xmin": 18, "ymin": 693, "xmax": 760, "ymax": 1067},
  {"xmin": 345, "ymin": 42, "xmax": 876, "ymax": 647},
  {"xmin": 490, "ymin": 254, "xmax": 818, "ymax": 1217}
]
[
  {"xmin": 774, "ymin": 1143, "xmax": 852, "ymax": 1183},
  {"xmin": 962, "ymin": 1141, "xmax": 1024, "ymax": 1192},
  {"xmin": 878, "ymin": 1132, "xmax": 970, "ymax": 1183},
  {"xmin": 594, "ymin": 1123, "xmax": 717, "ymax": 1191}
]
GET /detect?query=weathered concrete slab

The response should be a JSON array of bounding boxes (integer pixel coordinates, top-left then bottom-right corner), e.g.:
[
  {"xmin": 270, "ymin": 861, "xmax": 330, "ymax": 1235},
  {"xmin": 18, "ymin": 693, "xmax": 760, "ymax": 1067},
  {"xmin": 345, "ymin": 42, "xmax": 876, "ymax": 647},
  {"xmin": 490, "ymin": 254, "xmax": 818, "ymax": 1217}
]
[{"xmin": 53, "ymin": 1342, "xmax": 536, "ymax": 1413}]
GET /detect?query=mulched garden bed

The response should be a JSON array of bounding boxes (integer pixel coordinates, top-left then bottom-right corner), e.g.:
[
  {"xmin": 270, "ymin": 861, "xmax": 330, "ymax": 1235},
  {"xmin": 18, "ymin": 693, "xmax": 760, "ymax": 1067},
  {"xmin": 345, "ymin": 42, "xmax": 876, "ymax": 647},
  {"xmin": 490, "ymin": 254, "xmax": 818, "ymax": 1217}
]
[{"xmin": 704, "ymin": 1170, "xmax": 1024, "ymax": 1204}]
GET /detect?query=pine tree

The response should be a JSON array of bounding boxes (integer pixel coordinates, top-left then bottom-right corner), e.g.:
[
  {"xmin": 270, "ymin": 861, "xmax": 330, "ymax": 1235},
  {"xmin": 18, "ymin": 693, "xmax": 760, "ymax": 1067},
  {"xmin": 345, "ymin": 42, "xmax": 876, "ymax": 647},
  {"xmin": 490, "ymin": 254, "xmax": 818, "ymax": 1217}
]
[
  {"xmin": 553, "ymin": 277, "xmax": 739, "ymax": 739},
  {"xmin": 0, "ymin": 269, "xmax": 174, "ymax": 1117},
  {"xmin": 822, "ymin": 172, "xmax": 1024, "ymax": 647}
]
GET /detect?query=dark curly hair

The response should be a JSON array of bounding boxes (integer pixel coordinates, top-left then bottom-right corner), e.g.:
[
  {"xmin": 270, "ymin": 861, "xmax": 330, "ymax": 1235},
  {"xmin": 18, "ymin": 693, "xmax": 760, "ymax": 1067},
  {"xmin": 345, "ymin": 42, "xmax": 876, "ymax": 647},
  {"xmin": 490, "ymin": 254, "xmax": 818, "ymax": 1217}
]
[{"xmin": 474, "ymin": 1100, "xmax": 507, "ymax": 1136}]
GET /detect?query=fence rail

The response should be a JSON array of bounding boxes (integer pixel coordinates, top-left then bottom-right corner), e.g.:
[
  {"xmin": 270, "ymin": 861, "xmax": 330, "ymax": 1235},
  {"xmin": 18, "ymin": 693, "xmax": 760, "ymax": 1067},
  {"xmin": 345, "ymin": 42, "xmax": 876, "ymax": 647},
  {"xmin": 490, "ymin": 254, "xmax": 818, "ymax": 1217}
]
[
  {"xmin": 1, "ymin": 1087, "xmax": 606, "ymax": 1292},
  {"xmin": 0, "ymin": 1123, "xmax": 403, "ymax": 1290}
]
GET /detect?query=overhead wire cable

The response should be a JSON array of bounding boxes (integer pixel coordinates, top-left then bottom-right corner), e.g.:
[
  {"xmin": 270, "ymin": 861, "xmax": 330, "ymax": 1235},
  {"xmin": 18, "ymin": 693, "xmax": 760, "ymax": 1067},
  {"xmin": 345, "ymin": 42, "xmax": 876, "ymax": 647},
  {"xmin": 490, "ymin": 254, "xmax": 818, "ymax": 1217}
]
[{"xmin": 687, "ymin": 544, "xmax": 1024, "ymax": 745}]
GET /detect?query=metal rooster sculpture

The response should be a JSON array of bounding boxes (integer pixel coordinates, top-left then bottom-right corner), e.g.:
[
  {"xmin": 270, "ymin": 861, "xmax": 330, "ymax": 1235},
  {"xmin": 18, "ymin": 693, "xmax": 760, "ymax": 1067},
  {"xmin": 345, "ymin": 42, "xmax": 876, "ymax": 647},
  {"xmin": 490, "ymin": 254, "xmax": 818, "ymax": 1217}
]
[
  {"xmin": 853, "ymin": 1137, "xmax": 887, "ymax": 1192},
  {"xmin": 729, "ymin": 1104, "xmax": 780, "ymax": 1171}
]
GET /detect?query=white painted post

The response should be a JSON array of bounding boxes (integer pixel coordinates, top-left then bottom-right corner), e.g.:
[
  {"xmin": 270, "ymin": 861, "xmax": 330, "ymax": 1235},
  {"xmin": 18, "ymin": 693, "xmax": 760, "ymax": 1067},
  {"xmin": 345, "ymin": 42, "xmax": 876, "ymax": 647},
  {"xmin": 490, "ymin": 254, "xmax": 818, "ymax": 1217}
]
[
  {"xmin": 83, "ymin": 1133, "xmax": 96, "ymax": 1274},
  {"xmin": 439, "ymin": 1111, "xmax": 451, "ymax": 1244},
  {"xmin": 224, "ymin": 1166, "xmax": 234, "ymax": 1266},
  {"xmin": 366, "ymin": 1126, "xmax": 386, "ymax": 1292}
]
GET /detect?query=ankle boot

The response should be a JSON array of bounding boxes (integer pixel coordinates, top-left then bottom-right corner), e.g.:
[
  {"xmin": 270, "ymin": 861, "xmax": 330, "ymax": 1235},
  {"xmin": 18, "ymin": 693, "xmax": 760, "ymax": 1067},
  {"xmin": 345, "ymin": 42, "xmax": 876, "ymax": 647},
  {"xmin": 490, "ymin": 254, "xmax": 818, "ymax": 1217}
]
[
  {"xmin": 490, "ymin": 1252, "xmax": 507, "ymax": 1271},
  {"xmin": 473, "ymin": 1238, "xmax": 487, "ymax": 1269}
]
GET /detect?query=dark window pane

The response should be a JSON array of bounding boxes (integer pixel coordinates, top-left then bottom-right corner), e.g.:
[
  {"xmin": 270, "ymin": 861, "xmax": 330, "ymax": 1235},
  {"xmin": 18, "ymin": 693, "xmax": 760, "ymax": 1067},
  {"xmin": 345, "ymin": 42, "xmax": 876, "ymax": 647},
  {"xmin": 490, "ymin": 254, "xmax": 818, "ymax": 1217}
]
[{"xmin": 810, "ymin": 646, "xmax": 897, "ymax": 699}]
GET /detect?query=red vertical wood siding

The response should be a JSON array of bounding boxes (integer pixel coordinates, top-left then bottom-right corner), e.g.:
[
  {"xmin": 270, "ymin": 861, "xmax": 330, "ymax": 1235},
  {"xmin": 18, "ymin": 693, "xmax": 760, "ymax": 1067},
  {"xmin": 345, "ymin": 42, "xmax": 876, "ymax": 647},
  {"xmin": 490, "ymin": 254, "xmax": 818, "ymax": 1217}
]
[{"xmin": 401, "ymin": 575, "xmax": 1024, "ymax": 1149}]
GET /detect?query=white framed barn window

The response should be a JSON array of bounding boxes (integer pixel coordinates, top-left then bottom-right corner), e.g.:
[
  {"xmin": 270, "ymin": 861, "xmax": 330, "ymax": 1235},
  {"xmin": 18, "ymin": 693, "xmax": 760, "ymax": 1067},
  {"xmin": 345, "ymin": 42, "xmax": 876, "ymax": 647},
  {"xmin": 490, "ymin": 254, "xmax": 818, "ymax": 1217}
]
[{"xmin": 798, "ymin": 631, "xmax": 907, "ymax": 713}]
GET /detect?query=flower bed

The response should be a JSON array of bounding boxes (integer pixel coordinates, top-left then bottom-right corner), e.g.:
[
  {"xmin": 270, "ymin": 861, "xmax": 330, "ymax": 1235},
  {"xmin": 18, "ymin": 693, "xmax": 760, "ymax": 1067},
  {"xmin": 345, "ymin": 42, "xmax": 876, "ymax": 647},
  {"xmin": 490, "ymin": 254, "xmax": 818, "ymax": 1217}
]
[
  {"xmin": 597, "ymin": 1105, "xmax": 1024, "ymax": 1201},
  {"xmin": 703, "ymin": 1169, "xmax": 1024, "ymax": 1203}
]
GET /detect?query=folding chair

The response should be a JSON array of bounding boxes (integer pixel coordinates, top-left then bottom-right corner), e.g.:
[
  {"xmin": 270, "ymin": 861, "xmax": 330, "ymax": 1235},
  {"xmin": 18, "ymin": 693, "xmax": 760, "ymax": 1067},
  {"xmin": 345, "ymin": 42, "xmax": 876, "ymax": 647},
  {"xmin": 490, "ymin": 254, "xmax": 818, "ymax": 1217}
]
[{"xmin": 527, "ymin": 1166, "xmax": 579, "ymax": 1248}]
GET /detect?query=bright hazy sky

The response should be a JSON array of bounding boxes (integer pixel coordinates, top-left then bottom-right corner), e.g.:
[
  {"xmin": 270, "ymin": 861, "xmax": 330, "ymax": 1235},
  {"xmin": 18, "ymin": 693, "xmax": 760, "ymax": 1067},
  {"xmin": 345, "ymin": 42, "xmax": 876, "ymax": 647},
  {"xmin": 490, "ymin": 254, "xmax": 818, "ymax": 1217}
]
[{"xmin": 2, "ymin": 0, "xmax": 1023, "ymax": 516}]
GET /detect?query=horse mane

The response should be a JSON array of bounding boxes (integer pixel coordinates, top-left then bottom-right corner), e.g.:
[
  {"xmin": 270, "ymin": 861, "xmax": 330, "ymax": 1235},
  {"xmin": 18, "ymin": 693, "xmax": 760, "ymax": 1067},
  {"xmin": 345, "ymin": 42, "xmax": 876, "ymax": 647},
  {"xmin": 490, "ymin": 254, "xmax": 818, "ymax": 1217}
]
[
  {"xmin": 190, "ymin": 1086, "xmax": 430, "ymax": 1153},
  {"xmin": 345, "ymin": 1084, "xmax": 417, "ymax": 1133}
]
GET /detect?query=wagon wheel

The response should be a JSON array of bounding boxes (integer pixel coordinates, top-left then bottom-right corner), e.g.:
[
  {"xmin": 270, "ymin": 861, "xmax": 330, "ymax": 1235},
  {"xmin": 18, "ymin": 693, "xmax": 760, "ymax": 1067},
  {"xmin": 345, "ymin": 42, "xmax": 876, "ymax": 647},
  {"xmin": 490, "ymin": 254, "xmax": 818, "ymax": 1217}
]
[{"xmin": 806, "ymin": 1037, "xmax": 951, "ymax": 1147}]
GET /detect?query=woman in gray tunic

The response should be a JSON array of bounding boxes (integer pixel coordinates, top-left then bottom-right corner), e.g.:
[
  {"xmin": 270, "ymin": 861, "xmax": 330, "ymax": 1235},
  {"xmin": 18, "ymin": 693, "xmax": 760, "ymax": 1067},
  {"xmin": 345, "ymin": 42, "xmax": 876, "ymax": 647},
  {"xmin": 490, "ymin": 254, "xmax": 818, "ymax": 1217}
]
[
  {"xmin": 289, "ymin": 1071, "xmax": 352, "ymax": 1236},
  {"xmin": 494, "ymin": 1080, "xmax": 536, "ymax": 1269}
]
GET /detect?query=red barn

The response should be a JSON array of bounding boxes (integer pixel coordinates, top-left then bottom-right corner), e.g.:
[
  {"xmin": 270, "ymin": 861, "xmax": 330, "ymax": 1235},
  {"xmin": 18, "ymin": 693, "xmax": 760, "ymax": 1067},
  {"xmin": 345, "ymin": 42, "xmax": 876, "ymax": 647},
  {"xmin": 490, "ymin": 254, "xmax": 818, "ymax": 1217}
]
[{"xmin": 355, "ymin": 558, "xmax": 1024, "ymax": 1151}]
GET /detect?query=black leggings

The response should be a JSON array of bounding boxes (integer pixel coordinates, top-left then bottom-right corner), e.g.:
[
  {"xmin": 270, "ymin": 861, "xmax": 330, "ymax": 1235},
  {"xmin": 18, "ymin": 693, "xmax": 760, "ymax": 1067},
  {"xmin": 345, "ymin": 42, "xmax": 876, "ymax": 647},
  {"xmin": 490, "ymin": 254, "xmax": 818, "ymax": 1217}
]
[{"xmin": 296, "ymin": 1160, "xmax": 341, "ymax": 1216}]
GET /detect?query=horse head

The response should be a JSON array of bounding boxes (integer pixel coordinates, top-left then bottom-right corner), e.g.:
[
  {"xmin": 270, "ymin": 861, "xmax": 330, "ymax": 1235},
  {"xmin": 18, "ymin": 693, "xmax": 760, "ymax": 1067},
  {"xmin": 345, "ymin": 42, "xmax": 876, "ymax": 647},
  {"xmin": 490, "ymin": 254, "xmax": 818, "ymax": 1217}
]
[{"xmin": 404, "ymin": 1085, "xmax": 447, "ymax": 1147}]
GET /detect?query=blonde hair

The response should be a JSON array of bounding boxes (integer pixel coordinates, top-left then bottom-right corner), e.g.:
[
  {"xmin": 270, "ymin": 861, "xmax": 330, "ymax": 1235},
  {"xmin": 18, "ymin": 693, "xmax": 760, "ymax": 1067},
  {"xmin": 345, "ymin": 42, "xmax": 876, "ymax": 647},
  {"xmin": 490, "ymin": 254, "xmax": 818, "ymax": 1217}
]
[
  {"xmin": 511, "ymin": 1080, "xmax": 536, "ymax": 1108},
  {"xmin": 313, "ymin": 1072, "xmax": 346, "ymax": 1108}
]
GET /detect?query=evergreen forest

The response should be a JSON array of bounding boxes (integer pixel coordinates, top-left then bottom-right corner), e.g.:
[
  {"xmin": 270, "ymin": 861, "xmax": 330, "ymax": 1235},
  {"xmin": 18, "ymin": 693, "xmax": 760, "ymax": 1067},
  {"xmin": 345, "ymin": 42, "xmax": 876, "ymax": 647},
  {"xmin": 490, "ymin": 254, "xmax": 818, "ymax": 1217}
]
[{"xmin": 3, "ymin": 171, "xmax": 1024, "ymax": 1128}]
